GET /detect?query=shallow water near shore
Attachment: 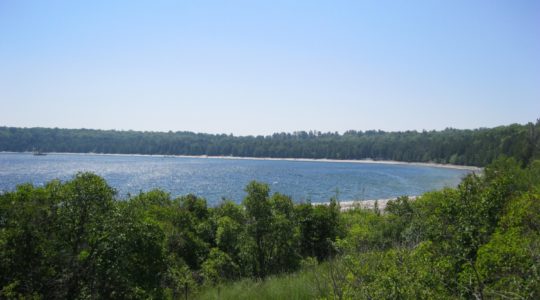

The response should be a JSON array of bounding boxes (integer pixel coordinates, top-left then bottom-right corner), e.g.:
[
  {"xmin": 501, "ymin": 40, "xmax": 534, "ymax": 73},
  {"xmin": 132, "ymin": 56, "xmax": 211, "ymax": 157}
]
[{"xmin": 0, "ymin": 152, "xmax": 473, "ymax": 205}]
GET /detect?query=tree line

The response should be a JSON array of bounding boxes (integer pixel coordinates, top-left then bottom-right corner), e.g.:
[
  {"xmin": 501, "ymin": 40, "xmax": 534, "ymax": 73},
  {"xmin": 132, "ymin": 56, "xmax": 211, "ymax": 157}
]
[{"xmin": 1, "ymin": 120, "xmax": 539, "ymax": 166}]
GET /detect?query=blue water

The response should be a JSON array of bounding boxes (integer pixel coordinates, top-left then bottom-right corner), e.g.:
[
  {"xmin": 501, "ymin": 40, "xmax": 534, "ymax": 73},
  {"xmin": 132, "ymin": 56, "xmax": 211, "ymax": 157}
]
[{"xmin": 0, "ymin": 153, "xmax": 472, "ymax": 205}]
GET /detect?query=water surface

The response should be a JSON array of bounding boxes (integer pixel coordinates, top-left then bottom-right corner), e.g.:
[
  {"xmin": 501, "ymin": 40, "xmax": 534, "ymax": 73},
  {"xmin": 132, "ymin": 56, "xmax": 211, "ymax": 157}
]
[{"xmin": 0, "ymin": 153, "xmax": 473, "ymax": 205}]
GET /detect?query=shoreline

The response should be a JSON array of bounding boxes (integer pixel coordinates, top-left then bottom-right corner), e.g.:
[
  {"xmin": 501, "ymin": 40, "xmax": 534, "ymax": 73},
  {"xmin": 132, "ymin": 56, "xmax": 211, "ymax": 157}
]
[
  {"xmin": 315, "ymin": 196, "xmax": 418, "ymax": 212},
  {"xmin": 1, "ymin": 151, "xmax": 482, "ymax": 171}
]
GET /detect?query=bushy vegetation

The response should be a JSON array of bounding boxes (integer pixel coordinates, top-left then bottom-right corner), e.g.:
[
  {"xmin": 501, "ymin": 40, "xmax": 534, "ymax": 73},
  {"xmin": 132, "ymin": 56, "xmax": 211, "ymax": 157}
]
[
  {"xmin": 1, "ymin": 157, "xmax": 539, "ymax": 299},
  {"xmin": 0, "ymin": 175, "xmax": 342, "ymax": 299},
  {"xmin": 1, "ymin": 120, "xmax": 539, "ymax": 166},
  {"xmin": 324, "ymin": 158, "xmax": 540, "ymax": 299},
  {"xmin": 203, "ymin": 158, "xmax": 540, "ymax": 299}
]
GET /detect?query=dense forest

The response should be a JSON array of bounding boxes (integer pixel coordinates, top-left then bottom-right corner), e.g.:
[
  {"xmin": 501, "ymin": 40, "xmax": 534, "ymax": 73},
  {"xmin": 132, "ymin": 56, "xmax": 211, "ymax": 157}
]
[
  {"xmin": 1, "ymin": 156, "xmax": 539, "ymax": 299},
  {"xmin": 1, "ymin": 120, "xmax": 539, "ymax": 166}
]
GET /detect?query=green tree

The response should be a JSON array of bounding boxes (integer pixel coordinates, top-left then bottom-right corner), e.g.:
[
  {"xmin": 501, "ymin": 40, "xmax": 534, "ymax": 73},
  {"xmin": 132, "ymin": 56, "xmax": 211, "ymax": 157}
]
[
  {"xmin": 0, "ymin": 173, "xmax": 168, "ymax": 299},
  {"xmin": 243, "ymin": 181, "xmax": 273, "ymax": 278}
]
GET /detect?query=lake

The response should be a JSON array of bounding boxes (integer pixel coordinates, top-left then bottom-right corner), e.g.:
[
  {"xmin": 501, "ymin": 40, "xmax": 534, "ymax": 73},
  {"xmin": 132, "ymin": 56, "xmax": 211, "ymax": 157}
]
[{"xmin": 0, "ymin": 152, "xmax": 474, "ymax": 205}]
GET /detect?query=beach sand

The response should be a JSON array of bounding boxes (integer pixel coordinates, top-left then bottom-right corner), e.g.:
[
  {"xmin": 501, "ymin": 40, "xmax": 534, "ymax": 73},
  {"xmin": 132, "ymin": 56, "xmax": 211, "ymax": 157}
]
[
  {"xmin": 187, "ymin": 155, "xmax": 482, "ymax": 171},
  {"xmin": 315, "ymin": 196, "xmax": 418, "ymax": 212}
]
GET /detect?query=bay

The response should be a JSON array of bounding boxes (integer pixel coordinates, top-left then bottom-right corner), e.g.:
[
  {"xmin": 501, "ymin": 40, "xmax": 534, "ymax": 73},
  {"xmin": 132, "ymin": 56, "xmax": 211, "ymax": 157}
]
[{"xmin": 0, "ymin": 152, "xmax": 473, "ymax": 205}]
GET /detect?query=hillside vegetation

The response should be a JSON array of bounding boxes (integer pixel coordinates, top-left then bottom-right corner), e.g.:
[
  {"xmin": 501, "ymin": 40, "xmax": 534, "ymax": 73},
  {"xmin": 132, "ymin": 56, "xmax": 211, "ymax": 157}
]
[
  {"xmin": 203, "ymin": 158, "xmax": 540, "ymax": 299},
  {"xmin": 1, "ymin": 120, "xmax": 539, "ymax": 166}
]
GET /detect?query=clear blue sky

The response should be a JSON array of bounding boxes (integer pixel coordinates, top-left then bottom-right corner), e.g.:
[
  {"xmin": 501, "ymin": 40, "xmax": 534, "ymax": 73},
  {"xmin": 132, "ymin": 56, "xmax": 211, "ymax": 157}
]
[{"xmin": 1, "ymin": 1, "xmax": 539, "ymax": 135}]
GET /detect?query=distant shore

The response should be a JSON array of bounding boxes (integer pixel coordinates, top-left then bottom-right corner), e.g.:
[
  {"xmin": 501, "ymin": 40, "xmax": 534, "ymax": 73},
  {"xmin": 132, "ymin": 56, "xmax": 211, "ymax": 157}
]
[{"xmin": 2, "ymin": 151, "xmax": 482, "ymax": 172}]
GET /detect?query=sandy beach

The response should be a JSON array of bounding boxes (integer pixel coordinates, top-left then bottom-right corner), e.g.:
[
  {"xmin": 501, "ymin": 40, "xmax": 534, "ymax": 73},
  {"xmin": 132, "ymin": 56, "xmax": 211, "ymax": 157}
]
[
  {"xmin": 315, "ymin": 196, "xmax": 418, "ymax": 212},
  {"xmin": 176, "ymin": 155, "xmax": 482, "ymax": 171}
]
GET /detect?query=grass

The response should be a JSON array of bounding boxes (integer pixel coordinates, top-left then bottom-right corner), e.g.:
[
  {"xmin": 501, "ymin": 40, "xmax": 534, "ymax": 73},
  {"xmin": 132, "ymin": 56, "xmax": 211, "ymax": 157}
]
[{"xmin": 194, "ymin": 264, "xmax": 330, "ymax": 300}]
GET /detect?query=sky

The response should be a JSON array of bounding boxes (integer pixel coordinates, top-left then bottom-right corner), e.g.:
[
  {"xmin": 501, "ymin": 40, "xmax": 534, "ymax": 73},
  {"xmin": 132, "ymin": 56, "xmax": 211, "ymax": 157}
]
[{"xmin": 0, "ymin": 1, "xmax": 539, "ymax": 136}]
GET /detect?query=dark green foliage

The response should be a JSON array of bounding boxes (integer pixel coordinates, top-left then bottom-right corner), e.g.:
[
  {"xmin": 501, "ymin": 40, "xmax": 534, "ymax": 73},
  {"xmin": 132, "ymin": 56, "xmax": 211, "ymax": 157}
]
[
  {"xmin": 0, "ymin": 173, "xmax": 168, "ymax": 299},
  {"xmin": 201, "ymin": 248, "xmax": 240, "ymax": 285},
  {"xmin": 296, "ymin": 199, "xmax": 343, "ymax": 261},
  {"xmin": 265, "ymin": 193, "xmax": 301, "ymax": 275},
  {"xmin": 319, "ymin": 157, "xmax": 540, "ymax": 299},
  {"xmin": 474, "ymin": 192, "xmax": 540, "ymax": 298},
  {"xmin": 2, "ymin": 120, "xmax": 539, "ymax": 166},
  {"xmin": 242, "ymin": 182, "xmax": 304, "ymax": 278},
  {"xmin": 0, "ymin": 175, "xmax": 343, "ymax": 298}
]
